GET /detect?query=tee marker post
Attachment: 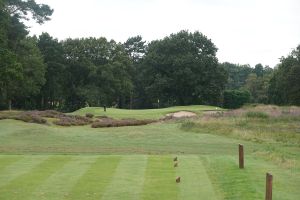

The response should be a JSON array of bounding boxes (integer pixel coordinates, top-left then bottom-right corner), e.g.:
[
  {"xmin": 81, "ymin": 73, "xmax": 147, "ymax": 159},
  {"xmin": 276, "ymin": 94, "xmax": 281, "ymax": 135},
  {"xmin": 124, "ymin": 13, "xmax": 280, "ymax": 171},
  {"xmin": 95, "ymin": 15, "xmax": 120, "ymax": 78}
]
[{"xmin": 239, "ymin": 144, "xmax": 244, "ymax": 169}]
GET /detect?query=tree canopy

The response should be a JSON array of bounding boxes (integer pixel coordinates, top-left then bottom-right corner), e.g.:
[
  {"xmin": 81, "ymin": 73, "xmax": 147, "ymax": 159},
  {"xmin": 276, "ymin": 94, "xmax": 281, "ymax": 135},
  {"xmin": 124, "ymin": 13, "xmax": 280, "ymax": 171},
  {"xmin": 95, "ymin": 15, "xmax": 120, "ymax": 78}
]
[
  {"xmin": 139, "ymin": 30, "xmax": 227, "ymax": 107},
  {"xmin": 268, "ymin": 45, "xmax": 300, "ymax": 105},
  {"xmin": 0, "ymin": 0, "xmax": 299, "ymax": 111}
]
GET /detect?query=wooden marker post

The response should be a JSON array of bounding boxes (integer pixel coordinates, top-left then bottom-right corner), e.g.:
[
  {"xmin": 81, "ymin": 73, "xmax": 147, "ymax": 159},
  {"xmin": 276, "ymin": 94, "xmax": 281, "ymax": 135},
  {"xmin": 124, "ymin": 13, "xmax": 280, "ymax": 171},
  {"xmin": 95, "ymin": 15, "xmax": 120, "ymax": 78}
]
[
  {"xmin": 239, "ymin": 144, "xmax": 244, "ymax": 169},
  {"xmin": 265, "ymin": 173, "xmax": 273, "ymax": 200}
]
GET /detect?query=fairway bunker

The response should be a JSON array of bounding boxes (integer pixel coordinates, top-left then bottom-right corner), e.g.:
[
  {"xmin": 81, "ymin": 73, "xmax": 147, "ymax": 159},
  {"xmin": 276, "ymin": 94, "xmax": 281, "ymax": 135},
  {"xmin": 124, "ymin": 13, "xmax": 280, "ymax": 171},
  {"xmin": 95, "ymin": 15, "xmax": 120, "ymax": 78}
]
[{"xmin": 165, "ymin": 111, "xmax": 197, "ymax": 119}]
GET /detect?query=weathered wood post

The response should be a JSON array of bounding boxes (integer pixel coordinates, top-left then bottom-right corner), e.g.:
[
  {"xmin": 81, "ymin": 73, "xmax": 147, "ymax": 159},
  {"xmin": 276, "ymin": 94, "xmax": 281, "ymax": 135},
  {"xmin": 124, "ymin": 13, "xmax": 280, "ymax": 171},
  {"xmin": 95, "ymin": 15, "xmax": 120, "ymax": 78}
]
[
  {"xmin": 173, "ymin": 157, "xmax": 177, "ymax": 162},
  {"xmin": 265, "ymin": 173, "xmax": 273, "ymax": 200},
  {"xmin": 239, "ymin": 144, "xmax": 244, "ymax": 169},
  {"xmin": 174, "ymin": 162, "xmax": 178, "ymax": 167}
]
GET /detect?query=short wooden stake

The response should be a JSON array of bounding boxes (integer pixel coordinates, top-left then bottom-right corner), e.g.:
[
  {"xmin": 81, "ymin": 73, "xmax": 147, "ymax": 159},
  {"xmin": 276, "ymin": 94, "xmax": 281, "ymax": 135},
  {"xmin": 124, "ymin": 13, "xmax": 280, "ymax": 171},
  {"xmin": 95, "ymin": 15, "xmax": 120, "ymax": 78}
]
[
  {"xmin": 174, "ymin": 162, "xmax": 178, "ymax": 167},
  {"xmin": 173, "ymin": 157, "xmax": 177, "ymax": 162},
  {"xmin": 265, "ymin": 173, "xmax": 273, "ymax": 200},
  {"xmin": 239, "ymin": 144, "xmax": 244, "ymax": 169}
]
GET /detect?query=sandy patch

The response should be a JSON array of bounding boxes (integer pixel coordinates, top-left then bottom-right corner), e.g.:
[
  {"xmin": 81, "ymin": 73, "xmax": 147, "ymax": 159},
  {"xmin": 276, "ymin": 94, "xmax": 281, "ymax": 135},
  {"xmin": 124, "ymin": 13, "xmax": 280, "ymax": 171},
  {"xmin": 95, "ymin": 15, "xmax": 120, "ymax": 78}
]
[{"xmin": 166, "ymin": 111, "xmax": 197, "ymax": 118}]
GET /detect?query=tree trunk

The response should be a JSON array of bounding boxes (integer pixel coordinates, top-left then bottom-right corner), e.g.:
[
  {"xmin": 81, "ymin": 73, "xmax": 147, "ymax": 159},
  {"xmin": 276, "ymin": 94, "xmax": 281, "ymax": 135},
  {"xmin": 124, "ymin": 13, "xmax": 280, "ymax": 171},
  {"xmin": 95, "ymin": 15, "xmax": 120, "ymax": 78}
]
[
  {"xmin": 8, "ymin": 99, "xmax": 12, "ymax": 110},
  {"xmin": 41, "ymin": 96, "xmax": 44, "ymax": 109},
  {"xmin": 130, "ymin": 92, "xmax": 133, "ymax": 109}
]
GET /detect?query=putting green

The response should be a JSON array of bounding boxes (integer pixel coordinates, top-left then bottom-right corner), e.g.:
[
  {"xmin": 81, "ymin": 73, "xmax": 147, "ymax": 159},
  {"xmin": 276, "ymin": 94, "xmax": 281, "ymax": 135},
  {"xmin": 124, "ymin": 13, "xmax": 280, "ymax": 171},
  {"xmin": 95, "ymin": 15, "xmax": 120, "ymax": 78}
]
[{"xmin": 71, "ymin": 105, "xmax": 222, "ymax": 119}]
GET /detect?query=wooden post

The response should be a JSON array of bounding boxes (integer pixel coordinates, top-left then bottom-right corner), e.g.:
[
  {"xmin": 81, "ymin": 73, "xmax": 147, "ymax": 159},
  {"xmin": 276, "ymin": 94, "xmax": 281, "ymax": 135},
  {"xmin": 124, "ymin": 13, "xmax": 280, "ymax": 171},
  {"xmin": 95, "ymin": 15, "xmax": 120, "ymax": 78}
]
[
  {"xmin": 265, "ymin": 173, "xmax": 273, "ymax": 200},
  {"xmin": 239, "ymin": 144, "xmax": 244, "ymax": 169}
]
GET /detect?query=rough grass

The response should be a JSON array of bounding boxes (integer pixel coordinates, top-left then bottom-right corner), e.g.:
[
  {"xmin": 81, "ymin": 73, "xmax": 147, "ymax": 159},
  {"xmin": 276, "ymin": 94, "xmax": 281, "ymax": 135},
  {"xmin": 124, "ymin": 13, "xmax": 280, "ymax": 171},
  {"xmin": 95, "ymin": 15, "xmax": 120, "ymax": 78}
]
[
  {"xmin": 182, "ymin": 105, "xmax": 300, "ymax": 145},
  {"xmin": 245, "ymin": 111, "xmax": 269, "ymax": 119}
]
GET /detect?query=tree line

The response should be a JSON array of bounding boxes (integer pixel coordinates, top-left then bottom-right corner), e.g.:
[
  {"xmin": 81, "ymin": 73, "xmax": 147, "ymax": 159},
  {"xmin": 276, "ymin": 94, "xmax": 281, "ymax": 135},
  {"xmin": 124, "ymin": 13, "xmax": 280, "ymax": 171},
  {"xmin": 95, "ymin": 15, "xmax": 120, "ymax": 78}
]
[{"xmin": 0, "ymin": 0, "xmax": 299, "ymax": 111}]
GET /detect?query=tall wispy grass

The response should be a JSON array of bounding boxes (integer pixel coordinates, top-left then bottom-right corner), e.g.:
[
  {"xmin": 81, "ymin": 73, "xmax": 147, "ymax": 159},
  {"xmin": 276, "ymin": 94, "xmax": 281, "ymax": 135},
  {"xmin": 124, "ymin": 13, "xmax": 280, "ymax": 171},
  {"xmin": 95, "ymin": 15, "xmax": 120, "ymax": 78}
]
[{"xmin": 182, "ymin": 105, "xmax": 300, "ymax": 145}]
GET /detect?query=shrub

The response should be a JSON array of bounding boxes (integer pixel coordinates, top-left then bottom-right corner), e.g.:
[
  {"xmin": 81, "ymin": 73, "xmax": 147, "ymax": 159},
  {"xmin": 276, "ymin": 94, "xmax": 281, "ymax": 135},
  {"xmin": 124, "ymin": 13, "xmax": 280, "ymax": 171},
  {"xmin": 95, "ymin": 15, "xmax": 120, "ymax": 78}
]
[
  {"xmin": 245, "ymin": 111, "xmax": 269, "ymax": 119},
  {"xmin": 0, "ymin": 115, "xmax": 7, "ymax": 120},
  {"xmin": 181, "ymin": 121, "xmax": 197, "ymax": 130},
  {"xmin": 91, "ymin": 118, "xmax": 155, "ymax": 128},
  {"xmin": 14, "ymin": 112, "xmax": 47, "ymax": 124},
  {"xmin": 85, "ymin": 113, "xmax": 94, "ymax": 118},
  {"xmin": 223, "ymin": 90, "xmax": 251, "ymax": 109},
  {"xmin": 96, "ymin": 115, "xmax": 109, "ymax": 119},
  {"xmin": 39, "ymin": 110, "xmax": 66, "ymax": 118},
  {"xmin": 53, "ymin": 115, "xmax": 92, "ymax": 126}
]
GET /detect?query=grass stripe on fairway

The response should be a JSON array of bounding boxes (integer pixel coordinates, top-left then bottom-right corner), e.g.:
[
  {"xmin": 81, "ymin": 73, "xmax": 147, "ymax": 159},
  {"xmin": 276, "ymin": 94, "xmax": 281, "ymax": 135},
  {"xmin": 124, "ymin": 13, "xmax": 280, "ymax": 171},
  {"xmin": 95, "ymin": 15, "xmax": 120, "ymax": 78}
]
[
  {"xmin": 200, "ymin": 155, "xmax": 260, "ymax": 200},
  {"xmin": 142, "ymin": 155, "xmax": 178, "ymax": 200},
  {"xmin": 176, "ymin": 155, "xmax": 218, "ymax": 200},
  {"xmin": 0, "ymin": 155, "xmax": 48, "ymax": 188},
  {"xmin": 0, "ymin": 156, "xmax": 71, "ymax": 200},
  {"xmin": 0, "ymin": 155, "xmax": 23, "ymax": 172},
  {"xmin": 101, "ymin": 155, "xmax": 147, "ymax": 200},
  {"xmin": 31, "ymin": 156, "xmax": 97, "ymax": 200},
  {"xmin": 66, "ymin": 156, "xmax": 121, "ymax": 200}
]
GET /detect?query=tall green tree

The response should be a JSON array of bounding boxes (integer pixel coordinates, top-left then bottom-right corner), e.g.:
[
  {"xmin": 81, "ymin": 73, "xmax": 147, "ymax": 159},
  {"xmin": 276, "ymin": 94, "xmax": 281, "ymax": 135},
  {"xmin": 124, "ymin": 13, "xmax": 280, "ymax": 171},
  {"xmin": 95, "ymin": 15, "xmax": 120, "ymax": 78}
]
[
  {"xmin": 0, "ymin": 0, "xmax": 52, "ymax": 109},
  {"xmin": 124, "ymin": 35, "xmax": 146, "ymax": 108},
  {"xmin": 124, "ymin": 35, "xmax": 146, "ymax": 62},
  {"xmin": 4, "ymin": 0, "xmax": 53, "ymax": 24},
  {"xmin": 254, "ymin": 63, "xmax": 264, "ymax": 77},
  {"xmin": 244, "ymin": 73, "xmax": 271, "ymax": 103},
  {"xmin": 13, "ymin": 36, "xmax": 46, "ymax": 109},
  {"xmin": 37, "ymin": 33, "xmax": 66, "ymax": 109},
  {"xmin": 60, "ymin": 37, "xmax": 133, "ymax": 111},
  {"xmin": 140, "ymin": 30, "xmax": 227, "ymax": 107},
  {"xmin": 269, "ymin": 45, "xmax": 300, "ymax": 105},
  {"xmin": 221, "ymin": 62, "xmax": 253, "ymax": 90}
]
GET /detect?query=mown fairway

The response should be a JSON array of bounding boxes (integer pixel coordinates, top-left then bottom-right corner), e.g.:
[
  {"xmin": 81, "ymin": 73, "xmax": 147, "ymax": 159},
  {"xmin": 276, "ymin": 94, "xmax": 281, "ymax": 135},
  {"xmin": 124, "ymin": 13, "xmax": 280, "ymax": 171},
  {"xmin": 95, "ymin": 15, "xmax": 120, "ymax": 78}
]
[{"xmin": 0, "ymin": 105, "xmax": 299, "ymax": 200}]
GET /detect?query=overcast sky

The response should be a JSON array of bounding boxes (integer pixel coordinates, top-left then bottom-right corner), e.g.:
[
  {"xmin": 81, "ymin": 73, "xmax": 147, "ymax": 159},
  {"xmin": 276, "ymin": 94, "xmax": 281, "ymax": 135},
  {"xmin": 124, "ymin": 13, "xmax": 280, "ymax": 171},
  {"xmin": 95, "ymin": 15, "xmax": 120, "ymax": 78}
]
[{"xmin": 28, "ymin": 0, "xmax": 300, "ymax": 68}]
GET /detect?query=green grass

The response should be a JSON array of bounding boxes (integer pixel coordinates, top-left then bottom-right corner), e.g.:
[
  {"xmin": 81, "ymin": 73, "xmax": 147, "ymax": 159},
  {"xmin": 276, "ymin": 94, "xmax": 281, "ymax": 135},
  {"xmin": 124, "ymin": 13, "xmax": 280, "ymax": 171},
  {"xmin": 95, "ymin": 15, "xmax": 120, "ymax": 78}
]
[
  {"xmin": 0, "ymin": 154, "xmax": 298, "ymax": 200},
  {"xmin": 0, "ymin": 105, "xmax": 299, "ymax": 199},
  {"xmin": 71, "ymin": 105, "xmax": 222, "ymax": 119},
  {"xmin": 0, "ymin": 119, "xmax": 260, "ymax": 155}
]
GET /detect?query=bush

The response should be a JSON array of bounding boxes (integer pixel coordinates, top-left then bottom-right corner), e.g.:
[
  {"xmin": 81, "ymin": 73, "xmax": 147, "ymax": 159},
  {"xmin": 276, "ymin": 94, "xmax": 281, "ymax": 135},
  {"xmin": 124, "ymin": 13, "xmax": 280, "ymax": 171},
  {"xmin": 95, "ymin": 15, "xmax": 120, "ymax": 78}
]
[
  {"xmin": 91, "ymin": 118, "xmax": 155, "ymax": 128},
  {"xmin": 181, "ymin": 121, "xmax": 197, "ymax": 130},
  {"xmin": 53, "ymin": 115, "xmax": 92, "ymax": 126},
  {"xmin": 38, "ymin": 110, "xmax": 66, "ymax": 118},
  {"xmin": 85, "ymin": 113, "xmax": 94, "ymax": 118},
  {"xmin": 96, "ymin": 115, "xmax": 109, "ymax": 119},
  {"xmin": 245, "ymin": 111, "xmax": 269, "ymax": 119},
  {"xmin": 14, "ymin": 112, "xmax": 47, "ymax": 124},
  {"xmin": 223, "ymin": 90, "xmax": 251, "ymax": 109},
  {"xmin": 0, "ymin": 115, "xmax": 6, "ymax": 120}
]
